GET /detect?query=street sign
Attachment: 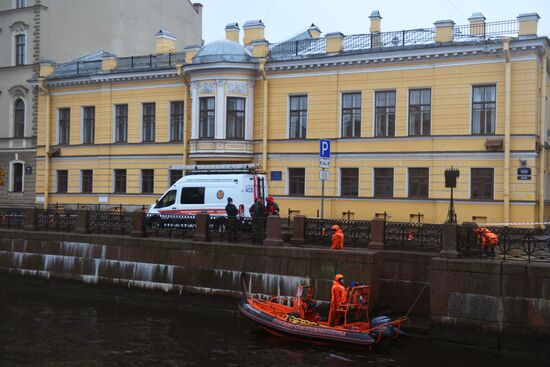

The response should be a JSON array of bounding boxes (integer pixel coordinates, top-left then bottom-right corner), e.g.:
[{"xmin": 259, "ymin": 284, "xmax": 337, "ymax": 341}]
[
  {"xmin": 320, "ymin": 170, "xmax": 329, "ymax": 181},
  {"xmin": 320, "ymin": 139, "xmax": 330, "ymax": 158},
  {"xmin": 320, "ymin": 158, "xmax": 330, "ymax": 169},
  {"xmin": 517, "ymin": 167, "xmax": 531, "ymax": 180},
  {"xmin": 270, "ymin": 171, "xmax": 282, "ymax": 181}
]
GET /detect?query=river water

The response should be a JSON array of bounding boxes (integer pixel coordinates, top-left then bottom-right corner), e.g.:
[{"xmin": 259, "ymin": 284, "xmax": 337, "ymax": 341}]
[{"xmin": 0, "ymin": 278, "xmax": 545, "ymax": 367}]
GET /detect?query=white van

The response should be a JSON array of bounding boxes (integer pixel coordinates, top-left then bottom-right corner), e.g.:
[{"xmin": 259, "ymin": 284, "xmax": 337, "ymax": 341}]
[{"xmin": 148, "ymin": 164, "xmax": 267, "ymax": 217}]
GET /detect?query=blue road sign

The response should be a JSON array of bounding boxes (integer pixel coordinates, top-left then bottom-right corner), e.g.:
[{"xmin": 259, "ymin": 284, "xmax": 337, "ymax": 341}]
[{"xmin": 320, "ymin": 139, "xmax": 330, "ymax": 158}]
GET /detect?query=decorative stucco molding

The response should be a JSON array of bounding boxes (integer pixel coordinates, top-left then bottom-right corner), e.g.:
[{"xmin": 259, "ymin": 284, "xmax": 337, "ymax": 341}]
[{"xmin": 226, "ymin": 81, "xmax": 248, "ymax": 95}]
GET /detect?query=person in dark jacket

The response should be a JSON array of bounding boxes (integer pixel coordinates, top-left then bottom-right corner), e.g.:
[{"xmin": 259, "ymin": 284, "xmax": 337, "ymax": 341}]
[
  {"xmin": 265, "ymin": 195, "xmax": 280, "ymax": 216},
  {"xmin": 249, "ymin": 197, "xmax": 266, "ymax": 244},
  {"xmin": 225, "ymin": 197, "xmax": 238, "ymax": 241}
]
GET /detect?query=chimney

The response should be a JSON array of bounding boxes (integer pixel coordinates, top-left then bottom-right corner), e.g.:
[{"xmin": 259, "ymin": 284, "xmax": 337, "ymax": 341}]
[
  {"xmin": 243, "ymin": 20, "xmax": 265, "ymax": 46},
  {"xmin": 517, "ymin": 13, "xmax": 540, "ymax": 37},
  {"xmin": 468, "ymin": 12, "xmax": 486, "ymax": 37},
  {"xmin": 325, "ymin": 32, "xmax": 343, "ymax": 54},
  {"xmin": 184, "ymin": 45, "xmax": 201, "ymax": 64},
  {"xmin": 434, "ymin": 20, "xmax": 455, "ymax": 43},
  {"xmin": 155, "ymin": 30, "xmax": 176, "ymax": 54},
  {"xmin": 308, "ymin": 23, "xmax": 321, "ymax": 39},
  {"xmin": 225, "ymin": 22, "xmax": 240, "ymax": 43},
  {"xmin": 369, "ymin": 10, "xmax": 382, "ymax": 33},
  {"xmin": 192, "ymin": 2, "xmax": 203, "ymax": 13}
]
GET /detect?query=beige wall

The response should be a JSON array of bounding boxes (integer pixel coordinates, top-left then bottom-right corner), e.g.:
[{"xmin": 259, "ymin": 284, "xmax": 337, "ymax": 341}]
[{"xmin": 40, "ymin": 0, "xmax": 202, "ymax": 62}]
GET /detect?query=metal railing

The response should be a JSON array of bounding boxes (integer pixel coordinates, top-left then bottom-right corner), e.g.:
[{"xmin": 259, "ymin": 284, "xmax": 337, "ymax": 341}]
[
  {"xmin": 270, "ymin": 19, "xmax": 519, "ymax": 59},
  {"xmin": 458, "ymin": 224, "xmax": 550, "ymax": 262},
  {"xmin": 384, "ymin": 221, "xmax": 443, "ymax": 252},
  {"xmin": 145, "ymin": 213, "xmax": 196, "ymax": 239},
  {"xmin": 36, "ymin": 209, "xmax": 79, "ymax": 232},
  {"xmin": 211, "ymin": 216, "xmax": 266, "ymax": 244},
  {"xmin": 88, "ymin": 210, "xmax": 134, "ymax": 235},
  {"xmin": 305, "ymin": 218, "xmax": 371, "ymax": 247},
  {"xmin": 0, "ymin": 208, "xmax": 26, "ymax": 229}
]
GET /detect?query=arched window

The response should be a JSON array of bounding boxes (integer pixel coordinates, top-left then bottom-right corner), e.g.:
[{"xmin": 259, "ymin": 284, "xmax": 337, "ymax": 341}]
[{"xmin": 14, "ymin": 99, "xmax": 25, "ymax": 138}]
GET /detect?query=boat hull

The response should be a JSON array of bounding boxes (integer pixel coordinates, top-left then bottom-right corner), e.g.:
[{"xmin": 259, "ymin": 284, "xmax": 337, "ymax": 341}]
[{"xmin": 239, "ymin": 299, "xmax": 376, "ymax": 346}]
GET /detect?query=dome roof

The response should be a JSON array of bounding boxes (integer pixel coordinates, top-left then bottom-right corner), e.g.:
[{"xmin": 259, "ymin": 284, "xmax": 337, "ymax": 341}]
[{"xmin": 193, "ymin": 39, "xmax": 254, "ymax": 64}]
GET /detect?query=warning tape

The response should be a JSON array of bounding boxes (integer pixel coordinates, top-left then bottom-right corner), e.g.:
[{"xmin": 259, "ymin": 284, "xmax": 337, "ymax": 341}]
[{"xmin": 473, "ymin": 221, "xmax": 550, "ymax": 226}]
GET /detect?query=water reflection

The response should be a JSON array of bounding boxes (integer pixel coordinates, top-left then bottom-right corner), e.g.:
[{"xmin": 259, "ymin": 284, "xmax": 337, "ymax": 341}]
[{"xmin": 0, "ymin": 280, "xmax": 545, "ymax": 367}]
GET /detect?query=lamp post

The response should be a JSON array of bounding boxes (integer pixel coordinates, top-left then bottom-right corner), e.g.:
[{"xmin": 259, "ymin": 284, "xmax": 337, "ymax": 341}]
[{"xmin": 444, "ymin": 167, "xmax": 460, "ymax": 223}]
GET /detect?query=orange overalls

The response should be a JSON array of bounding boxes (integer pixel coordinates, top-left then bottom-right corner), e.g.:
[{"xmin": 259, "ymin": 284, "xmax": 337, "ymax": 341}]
[
  {"xmin": 476, "ymin": 227, "xmax": 499, "ymax": 256},
  {"xmin": 328, "ymin": 280, "xmax": 346, "ymax": 326},
  {"xmin": 331, "ymin": 227, "xmax": 345, "ymax": 250}
]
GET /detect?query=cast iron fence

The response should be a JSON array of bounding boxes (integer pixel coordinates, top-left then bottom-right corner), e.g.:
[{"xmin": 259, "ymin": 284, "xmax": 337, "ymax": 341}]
[
  {"xmin": 211, "ymin": 216, "xmax": 266, "ymax": 244},
  {"xmin": 88, "ymin": 210, "xmax": 134, "ymax": 235},
  {"xmin": 458, "ymin": 224, "xmax": 550, "ymax": 262},
  {"xmin": 305, "ymin": 218, "xmax": 371, "ymax": 247},
  {"xmin": 384, "ymin": 221, "xmax": 443, "ymax": 252},
  {"xmin": 145, "ymin": 213, "xmax": 196, "ymax": 239},
  {"xmin": 0, "ymin": 208, "xmax": 26, "ymax": 229},
  {"xmin": 36, "ymin": 209, "xmax": 79, "ymax": 232}
]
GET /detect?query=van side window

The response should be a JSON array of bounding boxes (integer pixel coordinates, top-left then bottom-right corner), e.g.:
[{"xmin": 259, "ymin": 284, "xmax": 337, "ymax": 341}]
[
  {"xmin": 181, "ymin": 187, "xmax": 205, "ymax": 204},
  {"xmin": 155, "ymin": 190, "xmax": 177, "ymax": 208}
]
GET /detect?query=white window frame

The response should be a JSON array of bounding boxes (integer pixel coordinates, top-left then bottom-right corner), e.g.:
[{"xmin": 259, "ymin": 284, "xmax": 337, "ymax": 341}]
[
  {"xmin": 372, "ymin": 89, "xmax": 397, "ymax": 138},
  {"xmin": 12, "ymin": 30, "xmax": 27, "ymax": 66},
  {"xmin": 339, "ymin": 167, "xmax": 360, "ymax": 197},
  {"xmin": 141, "ymin": 102, "xmax": 156, "ymax": 143},
  {"xmin": 8, "ymin": 160, "xmax": 25, "ymax": 193},
  {"xmin": 287, "ymin": 94, "xmax": 309, "ymax": 140},
  {"xmin": 470, "ymin": 84, "xmax": 498, "ymax": 135},
  {"xmin": 13, "ymin": 0, "xmax": 28, "ymax": 8},
  {"xmin": 406, "ymin": 87, "xmax": 432, "ymax": 137},
  {"xmin": 56, "ymin": 107, "xmax": 70, "ymax": 145},
  {"xmin": 339, "ymin": 91, "xmax": 362, "ymax": 139},
  {"xmin": 169, "ymin": 100, "xmax": 185, "ymax": 142}
]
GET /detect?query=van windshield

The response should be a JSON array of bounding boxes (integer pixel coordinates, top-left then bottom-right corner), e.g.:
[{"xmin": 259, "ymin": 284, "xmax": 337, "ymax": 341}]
[
  {"xmin": 155, "ymin": 190, "xmax": 177, "ymax": 208},
  {"xmin": 181, "ymin": 187, "xmax": 205, "ymax": 204}
]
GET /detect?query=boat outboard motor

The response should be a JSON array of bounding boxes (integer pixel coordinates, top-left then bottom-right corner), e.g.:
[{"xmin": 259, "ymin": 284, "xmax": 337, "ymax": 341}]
[{"xmin": 370, "ymin": 316, "xmax": 396, "ymax": 337}]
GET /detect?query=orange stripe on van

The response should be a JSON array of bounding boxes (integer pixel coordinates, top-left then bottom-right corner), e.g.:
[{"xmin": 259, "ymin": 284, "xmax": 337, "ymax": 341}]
[{"xmin": 159, "ymin": 209, "xmax": 226, "ymax": 215}]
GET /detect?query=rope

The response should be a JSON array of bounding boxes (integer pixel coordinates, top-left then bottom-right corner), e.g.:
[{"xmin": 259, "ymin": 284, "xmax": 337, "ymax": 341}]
[{"xmin": 405, "ymin": 282, "xmax": 428, "ymax": 318}]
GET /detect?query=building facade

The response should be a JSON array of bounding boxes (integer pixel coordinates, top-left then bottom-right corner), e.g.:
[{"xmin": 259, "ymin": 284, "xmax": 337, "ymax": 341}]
[
  {"xmin": 34, "ymin": 12, "xmax": 550, "ymax": 225},
  {"xmin": 0, "ymin": 0, "xmax": 202, "ymax": 206}
]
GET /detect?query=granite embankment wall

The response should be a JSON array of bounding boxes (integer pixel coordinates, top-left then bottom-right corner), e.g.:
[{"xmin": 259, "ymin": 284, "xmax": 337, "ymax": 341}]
[{"xmin": 0, "ymin": 228, "xmax": 549, "ymax": 359}]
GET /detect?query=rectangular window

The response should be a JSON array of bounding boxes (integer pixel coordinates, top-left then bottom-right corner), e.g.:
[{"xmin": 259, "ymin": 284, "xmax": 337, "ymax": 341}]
[
  {"xmin": 12, "ymin": 163, "xmax": 23, "ymax": 192},
  {"xmin": 170, "ymin": 101, "xmax": 184, "ymax": 142},
  {"xmin": 181, "ymin": 187, "xmax": 205, "ymax": 204},
  {"xmin": 16, "ymin": 0, "xmax": 27, "ymax": 8},
  {"xmin": 199, "ymin": 97, "xmax": 215, "ymax": 138},
  {"xmin": 58, "ymin": 108, "xmax": 70, "ymax": 145},
  {"xmin": 82, "ymin": 106, "xmax": 95, "ymax": 144},
  {"xmin": 115, "ymin": 104, "xmax": 128, "ymax": 143},
  {"xmin": 374, "ymin": 91, "xmax": 396, "ymax": 137},
  {"xmin": 409, "ymin": 89, "xmax": 431, "ymax": 136},
  {"xmin": 341, "ymin": 168, "xmax": 359, "ymax": 197},
  {"xmin": 169, "ymin": 170, "xmax": 183, "ymax": 186},
  {"xmin": 57, "ymin": 170, "xmax": 68, "ymax": 193},
  {"xmin": 374, "ymin": 168, "xmax": 394, "ymax": 198},
  {"xmin": 289, "ymin": 95, "xmax": 307, "ymax": 139},
  {"xmin": 288, "ymin": 168, "xmax": 305, "ymax": 196},
  {"xmin": 408, "ymin": 168, "xmax": 429, "ymax": 199},
  {"xmin": 472, "ymin": 85, "xmax": 496, "ymax": 135},
  {"xmin": 114, "ymin": 169, "xmax": 127, "ymax": 193},
  {"xmin": 14, "ymin": 99, "xmax": 25, "ymax": 138},
  {"xmin": 141, "ymin": 169, "xmax": 154, "ymax": 194},
  {"xmin": 15, "ymin": 34, "xmax": 25, "ymax": 65},
  {"xmin": 471, "ymin": 168, "xmax": 494, "ymax": 200},
  {"xmin": 341, "ymin": 93, "xmax": 361, "ymax": 138},
  {"xmin": 81, "ymin": 170, "xmax": 93, "ymax": 193},
  {"xmin": 226, "ymin": 97, "xmax": 246, "ymax": 139},
  {"xmin": 142, "ymin": 103, "xmax": 155, "ymax": 142}
]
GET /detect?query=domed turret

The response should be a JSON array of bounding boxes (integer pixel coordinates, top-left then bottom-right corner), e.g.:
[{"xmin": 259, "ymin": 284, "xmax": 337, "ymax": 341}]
[{"xmin": 193, "ymin": 39, "xmax": 254, "ymax": 63}]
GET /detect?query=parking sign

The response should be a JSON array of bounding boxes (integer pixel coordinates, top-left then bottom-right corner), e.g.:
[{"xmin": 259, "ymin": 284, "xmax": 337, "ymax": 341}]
[{"xmin": 320, "ymin": 139, "xmax": 330, "ymax": 158}]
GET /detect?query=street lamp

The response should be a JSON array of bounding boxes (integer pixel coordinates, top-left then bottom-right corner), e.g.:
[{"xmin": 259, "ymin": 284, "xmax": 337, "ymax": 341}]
[{"xmin": 444, "ymin": 167, "xmax": 460, "ymax": 223}]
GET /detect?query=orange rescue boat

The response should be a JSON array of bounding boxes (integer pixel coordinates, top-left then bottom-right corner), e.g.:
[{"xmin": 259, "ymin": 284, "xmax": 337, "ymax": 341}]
[{"xmin": 239, "ymin": 282, "xmax": 406, "ymax": 346}]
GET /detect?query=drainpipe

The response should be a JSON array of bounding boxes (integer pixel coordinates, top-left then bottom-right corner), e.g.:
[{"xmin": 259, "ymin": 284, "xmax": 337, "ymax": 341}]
[
  {"xmin": 538, "ymin": 50, "xmax": 550, "ymax": 225},
  {"xmin": 503, "ymin": 38, "xmax": 511, "ymax": 225},
  {"xmin": 178, "ymin": 64, "xmax": 189, "ymax": 165},
  {"xmin": 259, "ymin": 59, "xmax": 268, "ymax": 170},
  {"xmin": 37, "ymin": 78, "xmax": 50, "ymax": 209}
]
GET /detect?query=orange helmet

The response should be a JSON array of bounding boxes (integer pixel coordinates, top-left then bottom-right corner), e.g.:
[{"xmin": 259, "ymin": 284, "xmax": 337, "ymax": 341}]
[
  {"xmin": 335, "ymin": 274, "xmax": 344, "ymax": 281},
  {"xmin": 331, "ymin": 224, "xmax": 341, "ymax": 231}
]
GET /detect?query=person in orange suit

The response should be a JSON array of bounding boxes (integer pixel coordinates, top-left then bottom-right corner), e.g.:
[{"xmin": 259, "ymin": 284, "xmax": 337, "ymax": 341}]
[
  {"xmin": 475, "ymin": 226, "xmax": 499, "ymax": 257},
  {"xmin": 328, "ymin": 274, "xmax": 346, "ymax": 326},
  {"xmin": 330, "ymin": 224, "xmax": 344, "ymax": 250}
]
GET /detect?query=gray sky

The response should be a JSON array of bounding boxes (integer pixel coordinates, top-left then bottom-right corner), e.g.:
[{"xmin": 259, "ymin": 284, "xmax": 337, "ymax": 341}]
[{"xmin": 198, "ymin": 0, "xmax": 549, "ymax": 43}]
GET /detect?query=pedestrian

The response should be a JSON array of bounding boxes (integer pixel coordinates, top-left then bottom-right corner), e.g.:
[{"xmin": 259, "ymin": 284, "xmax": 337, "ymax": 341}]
[
  {"xmin": 474, "ymin": 225, "xmax": 499, "ymax": 257},
  {"xmin": 225, "ymin": 197, "xmax": 238, "ymax": 242},
  {"xmin": 330, "ymin": 224, "xmax": 344, "ymax": 250},
  {"xmin": 265, "ymin": 195, "xmax": 280, "ymax": 216},
  {"xmin": 328, "ymin": 274, "xmax": 346, "ymax": 326},
  {"xmin": 249, "ymin": 197, "xmax": 266, "ymax": 244}
]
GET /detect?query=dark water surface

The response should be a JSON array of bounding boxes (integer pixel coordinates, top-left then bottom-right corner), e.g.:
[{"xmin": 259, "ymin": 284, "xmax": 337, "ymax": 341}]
[{"xmin": 0, "ymin": 279, "xmax": 545, "ymax": 367}]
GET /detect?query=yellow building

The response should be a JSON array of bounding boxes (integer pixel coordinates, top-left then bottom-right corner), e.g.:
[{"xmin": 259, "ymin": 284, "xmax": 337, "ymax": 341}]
[{"xmin": 33, "ymin": 12, "xmax": 550, "ymax": 225}]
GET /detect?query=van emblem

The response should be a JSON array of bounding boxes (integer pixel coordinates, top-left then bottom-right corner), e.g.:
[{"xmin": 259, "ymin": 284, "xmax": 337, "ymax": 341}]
[{"xmin": 217, "ymin": 190, "xmax": 224, "ymax": 200}]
